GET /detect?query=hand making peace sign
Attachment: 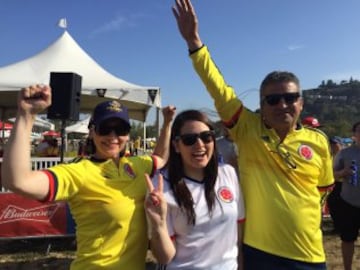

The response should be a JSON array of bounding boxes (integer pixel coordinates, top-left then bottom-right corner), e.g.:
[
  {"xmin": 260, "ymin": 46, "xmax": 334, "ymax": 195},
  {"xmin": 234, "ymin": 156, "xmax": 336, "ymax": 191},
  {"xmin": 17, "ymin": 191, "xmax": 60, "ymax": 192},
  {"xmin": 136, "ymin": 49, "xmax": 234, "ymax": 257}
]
[{"xmin": 144, "ymin": 173, "xmax": 167, "ymax": 227}]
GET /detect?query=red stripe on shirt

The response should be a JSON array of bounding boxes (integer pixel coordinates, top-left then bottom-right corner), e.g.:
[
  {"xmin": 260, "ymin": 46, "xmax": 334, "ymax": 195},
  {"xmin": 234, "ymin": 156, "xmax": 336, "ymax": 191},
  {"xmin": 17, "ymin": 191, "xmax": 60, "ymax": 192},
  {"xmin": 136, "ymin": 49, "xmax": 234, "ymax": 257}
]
[
  {"xmin": 318, "ymin": 183, "xmax": 334, "ymax": 192},
  {"xmin": 150, "ymin": 155, "xmax": 158, "ymax": 178},
  {"xmin": 238, "ymin": 218, "xmax": 246, "ymax": 224},
  {"xmin": 222, "ymin": 106, "xmax": 243, "ymax": 129},
  {"xmin": 39, "ymin": 170, "xmax": 57, "ymax": 202}
]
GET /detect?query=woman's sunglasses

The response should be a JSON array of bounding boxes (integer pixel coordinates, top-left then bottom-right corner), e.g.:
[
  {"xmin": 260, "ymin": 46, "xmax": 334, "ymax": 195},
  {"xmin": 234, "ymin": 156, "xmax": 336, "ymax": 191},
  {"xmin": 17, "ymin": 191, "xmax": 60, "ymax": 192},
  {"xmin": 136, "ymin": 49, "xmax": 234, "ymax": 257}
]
[
  {"xmin": 262, "ymin": 93, "xmax": 300, "ymax": 106},
  {"xmin": 175, "ymin": 130, "xmax": 215, "ymax": 146},
  {"xmin": 95, "ymin": 124, "xmax": 130, "ymax": 136}
]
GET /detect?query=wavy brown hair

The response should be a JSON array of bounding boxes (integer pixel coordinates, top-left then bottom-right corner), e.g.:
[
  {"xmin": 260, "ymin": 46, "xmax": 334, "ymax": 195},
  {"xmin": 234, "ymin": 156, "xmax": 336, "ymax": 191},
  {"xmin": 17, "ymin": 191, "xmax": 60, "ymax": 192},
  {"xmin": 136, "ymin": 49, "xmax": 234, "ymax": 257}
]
[{"xmin": 167, "ymin": 110, "xmax": 218, "ymax": 225}]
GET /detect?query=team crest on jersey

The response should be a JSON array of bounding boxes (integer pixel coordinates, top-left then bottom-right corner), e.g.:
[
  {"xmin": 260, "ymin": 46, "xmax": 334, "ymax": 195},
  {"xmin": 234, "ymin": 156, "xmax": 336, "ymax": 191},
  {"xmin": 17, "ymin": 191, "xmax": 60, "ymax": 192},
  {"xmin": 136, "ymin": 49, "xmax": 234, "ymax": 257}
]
[
  {"xmin": 217, "ymin": 186, "xmax": 234, "ymax": 203},
  {"xmin": 298, "ymin": 144, "xmax": 313, "ymax": 160},
  {"xmin": 124, "ymin": 163, "xmax": 136, "ymax": 178}
]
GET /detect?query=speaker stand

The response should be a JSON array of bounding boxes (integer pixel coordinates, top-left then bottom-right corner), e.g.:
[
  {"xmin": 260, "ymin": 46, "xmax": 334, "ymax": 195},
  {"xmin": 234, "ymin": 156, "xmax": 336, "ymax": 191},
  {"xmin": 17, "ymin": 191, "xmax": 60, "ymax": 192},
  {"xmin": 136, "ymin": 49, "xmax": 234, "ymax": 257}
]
[{"xmin": 60, "ymin": 119, "xmax": 67, "ymax": 163}]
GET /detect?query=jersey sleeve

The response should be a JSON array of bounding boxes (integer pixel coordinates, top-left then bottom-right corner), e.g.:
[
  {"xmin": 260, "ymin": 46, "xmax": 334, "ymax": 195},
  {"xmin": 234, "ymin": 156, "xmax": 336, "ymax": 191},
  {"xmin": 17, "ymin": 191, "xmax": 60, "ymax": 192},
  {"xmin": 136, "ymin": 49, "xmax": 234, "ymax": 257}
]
[
  {"xmin": 318, "ymin": 138, "xmax": 335, "ymax": 190},
  {"xmin": 45, "ymin": 162, "xmax": 86, "ymax": 201},
  {"xmin": 190, "ymin": 46, "xmax": 243, "ymax": 125}
]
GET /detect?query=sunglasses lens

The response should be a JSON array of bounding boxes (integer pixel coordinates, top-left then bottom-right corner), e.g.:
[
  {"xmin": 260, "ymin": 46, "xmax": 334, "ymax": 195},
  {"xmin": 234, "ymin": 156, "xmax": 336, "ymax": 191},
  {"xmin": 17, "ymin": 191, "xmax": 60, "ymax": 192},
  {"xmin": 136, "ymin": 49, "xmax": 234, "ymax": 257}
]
[
  {"xmin": 97, "ymin": 124, "xmax": 129, "ymax": 136},
  {"xmin": 178, "ymin": 131, "xmax": 214, "ymax": 146},
  {"xmin": 180, "ymin": 134, "xmax": 198, "ymax": 146},
  {"xmin": 283, "ymin": 93, "xmax": 299, "ymax": 103},
  {"xmin": 199, "ymin": 131, "xmax": 214, "ymax": 143},
  {"xmin": 264, "ymin": 93, "xmax": 300, "ymax": 106},
  {"xmin": 265, "ymin": 95, "xmax": 281, "ymax": 105},
  {"xmin": 97, "ymin": 126, "xmax": 110, "ymax": 136}
]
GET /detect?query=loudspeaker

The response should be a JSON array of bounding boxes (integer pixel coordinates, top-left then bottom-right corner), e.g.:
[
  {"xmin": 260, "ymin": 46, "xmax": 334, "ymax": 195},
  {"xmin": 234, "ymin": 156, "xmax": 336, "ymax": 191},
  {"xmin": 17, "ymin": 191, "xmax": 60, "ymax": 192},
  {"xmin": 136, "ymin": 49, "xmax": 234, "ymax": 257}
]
[{"xmin": 47, "ymin": 72, "xmax": 82, "ymax": 121}]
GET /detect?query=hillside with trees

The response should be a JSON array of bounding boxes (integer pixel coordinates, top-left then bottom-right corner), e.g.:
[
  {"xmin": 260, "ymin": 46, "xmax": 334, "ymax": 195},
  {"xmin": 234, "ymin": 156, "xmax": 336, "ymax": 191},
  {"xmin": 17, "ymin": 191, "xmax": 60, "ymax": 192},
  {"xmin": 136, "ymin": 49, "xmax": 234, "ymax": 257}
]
[{"xmin": 302, "ymin": 78, "xmax": 360, "ymax": 137}]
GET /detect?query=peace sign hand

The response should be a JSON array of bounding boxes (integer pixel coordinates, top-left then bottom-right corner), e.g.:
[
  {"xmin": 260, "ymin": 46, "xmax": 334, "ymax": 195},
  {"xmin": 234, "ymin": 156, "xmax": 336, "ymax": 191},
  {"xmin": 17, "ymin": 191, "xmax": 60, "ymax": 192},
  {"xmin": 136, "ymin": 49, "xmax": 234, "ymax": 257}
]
[{"xmin": 144, "ymin": 173, "xmax": 167, "ymax": 228}]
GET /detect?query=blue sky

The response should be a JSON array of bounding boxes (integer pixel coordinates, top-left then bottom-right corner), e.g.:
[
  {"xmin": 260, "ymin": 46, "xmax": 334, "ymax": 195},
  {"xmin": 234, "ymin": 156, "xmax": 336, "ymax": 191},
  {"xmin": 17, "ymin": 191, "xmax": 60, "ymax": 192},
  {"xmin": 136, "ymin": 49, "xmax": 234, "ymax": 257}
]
[{"xmin": 1, "ymin": 0, "xmax": 360, "ymax": 123}]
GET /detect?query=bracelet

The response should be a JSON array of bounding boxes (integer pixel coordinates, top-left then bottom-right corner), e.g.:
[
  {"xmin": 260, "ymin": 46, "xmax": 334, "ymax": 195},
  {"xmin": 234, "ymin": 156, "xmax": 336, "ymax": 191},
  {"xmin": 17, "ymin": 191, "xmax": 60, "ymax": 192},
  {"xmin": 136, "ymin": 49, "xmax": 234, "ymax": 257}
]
[{"xmin": 189, "ymin": 44, "xmax": 205, "ymax": 55}]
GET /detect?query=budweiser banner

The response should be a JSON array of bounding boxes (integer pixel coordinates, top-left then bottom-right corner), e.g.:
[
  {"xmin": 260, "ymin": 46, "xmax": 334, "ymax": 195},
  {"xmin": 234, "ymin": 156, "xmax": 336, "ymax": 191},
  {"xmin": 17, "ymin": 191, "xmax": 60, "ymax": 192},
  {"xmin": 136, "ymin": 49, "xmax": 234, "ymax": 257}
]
[{"xmin": 0, "ymin": 193, "xmax": 75, "ymax": 238}]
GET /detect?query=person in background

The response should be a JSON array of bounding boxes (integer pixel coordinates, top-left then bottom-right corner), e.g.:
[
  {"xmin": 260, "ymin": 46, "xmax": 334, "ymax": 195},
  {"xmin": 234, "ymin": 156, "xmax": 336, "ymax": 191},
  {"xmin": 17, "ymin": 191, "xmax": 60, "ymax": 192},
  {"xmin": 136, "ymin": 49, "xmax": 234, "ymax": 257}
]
[
  {"xmin": 35, "ymin": 135, "xmax": 52, "ymax": 157},
  {"xmin": 172, "ymin": 1, "xmax": 334, "ymax": 269},
  {"xmin": 217, "ymin": 124, "xmax": 239, "ymax": 176},
  {"xmin": 326, "ymin": 136, "xmax": 344, "ymax": 231},
  {"xmin": 301, "ymin": 116, "xmax": 321, "ymax": 128},
  {"xmin": 329, "ymin": 136, "xmax": 344, "ymax": 156},
  {"xmin": 1, "ymin": 84, "xmax": 176, "ymax": 270},
  {"xmin": 134, "ymin": 136, "xmax": 141, "ymax": 155},
  {"xmin": 146, "ymin": 109, "xmax": 245, "ymax": 270},
  {"xmin": 77, "ymin": 139, "xmax": 86, "ymax": 156},
  {"xmin": 333, "ymin": 122, "xmax": 360, "ymax": 270},
  {"xmin": 44, "ymin": 138, "xmax": 59, "ymax": 157},
  {"xmin": 128, "ymin": 139, "xmax": 135, "ymax": 156}
]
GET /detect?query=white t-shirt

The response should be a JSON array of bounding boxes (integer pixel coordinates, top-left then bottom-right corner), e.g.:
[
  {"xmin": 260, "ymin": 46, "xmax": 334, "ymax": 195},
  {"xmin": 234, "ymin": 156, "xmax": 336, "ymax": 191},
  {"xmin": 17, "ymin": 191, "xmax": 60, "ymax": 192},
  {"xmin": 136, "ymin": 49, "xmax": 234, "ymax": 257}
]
[{"xmin": 158, "ymin": 164, "xmax": 245, "ymax": 270}]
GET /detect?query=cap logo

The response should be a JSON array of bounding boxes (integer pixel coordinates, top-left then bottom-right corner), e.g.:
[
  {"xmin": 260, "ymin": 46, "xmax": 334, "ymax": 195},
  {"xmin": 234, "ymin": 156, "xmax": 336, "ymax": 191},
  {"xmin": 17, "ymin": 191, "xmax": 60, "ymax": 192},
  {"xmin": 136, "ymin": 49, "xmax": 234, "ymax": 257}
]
[{"xmin": 106, "ymin": 101, "xmax": 123, "ymax": 113}]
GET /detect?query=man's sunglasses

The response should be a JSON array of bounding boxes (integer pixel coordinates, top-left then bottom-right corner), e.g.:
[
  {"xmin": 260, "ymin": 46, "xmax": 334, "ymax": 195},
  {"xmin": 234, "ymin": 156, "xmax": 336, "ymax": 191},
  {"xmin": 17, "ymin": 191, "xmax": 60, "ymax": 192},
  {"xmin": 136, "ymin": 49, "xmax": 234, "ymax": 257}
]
[
  {"xmin": 175, "ymin": 130, "xmax": 215, "ymax": 146},
  {"xmin": 262, "ymin": 93, "xmax": 301, "ymax": 106},
  {"xmin": 95, "ymin": 124, "xmax": 130, "ymax": 136}
]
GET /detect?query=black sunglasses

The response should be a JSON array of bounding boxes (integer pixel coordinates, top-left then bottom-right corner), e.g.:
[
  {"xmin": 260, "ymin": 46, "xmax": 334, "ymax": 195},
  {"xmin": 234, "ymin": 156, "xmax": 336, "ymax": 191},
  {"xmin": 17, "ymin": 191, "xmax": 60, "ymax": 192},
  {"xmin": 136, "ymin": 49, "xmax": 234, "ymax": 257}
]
[
  {"xmin": 95, "ymin": 124, "xmax": 130, "ymax": 136},
  {"xmin": 262, "ymin": 93, "xmax": 301, "ymax": 106},
  {"xmin": 175, "ymin": 130, "xmax": 215, "ymax": 146}
]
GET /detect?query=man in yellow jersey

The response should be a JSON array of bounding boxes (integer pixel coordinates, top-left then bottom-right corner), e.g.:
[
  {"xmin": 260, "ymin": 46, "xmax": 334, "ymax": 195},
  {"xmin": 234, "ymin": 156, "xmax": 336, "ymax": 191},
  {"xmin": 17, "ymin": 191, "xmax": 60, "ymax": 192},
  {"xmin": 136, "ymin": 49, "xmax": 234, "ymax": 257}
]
[
  {"xmin": 172, "ymin": 1, "xmax": 334, "ymax": 269},
  {"xmin": 1, "ymin": 84, "xmax": 176, "ymax": 270}
]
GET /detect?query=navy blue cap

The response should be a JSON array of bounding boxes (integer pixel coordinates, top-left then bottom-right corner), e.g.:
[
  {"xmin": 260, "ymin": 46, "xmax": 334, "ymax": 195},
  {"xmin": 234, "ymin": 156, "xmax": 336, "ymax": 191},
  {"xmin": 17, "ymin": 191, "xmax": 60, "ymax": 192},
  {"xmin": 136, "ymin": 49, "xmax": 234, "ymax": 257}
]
[
  {"xmin": 330, "ymin": 136, "xmax": 343, "ymax": 145},
  {"xmin": 92, "ymin": 100, "xmax": 130, "ymax": 129}
]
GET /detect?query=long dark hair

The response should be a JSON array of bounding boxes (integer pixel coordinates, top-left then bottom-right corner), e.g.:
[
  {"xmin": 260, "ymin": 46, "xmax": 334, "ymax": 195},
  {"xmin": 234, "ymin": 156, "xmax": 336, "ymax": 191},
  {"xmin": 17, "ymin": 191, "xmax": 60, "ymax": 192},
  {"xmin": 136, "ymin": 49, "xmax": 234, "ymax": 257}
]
[{"xmin": 167, "ymin": 110, "xmax": 218, "ymax": 225}]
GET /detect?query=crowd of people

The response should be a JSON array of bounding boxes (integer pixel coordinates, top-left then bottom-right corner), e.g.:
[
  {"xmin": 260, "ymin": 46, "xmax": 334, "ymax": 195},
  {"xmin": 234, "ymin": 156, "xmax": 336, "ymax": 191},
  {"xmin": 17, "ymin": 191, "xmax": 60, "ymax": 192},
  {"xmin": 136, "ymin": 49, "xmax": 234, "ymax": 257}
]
[{"xmin": 0, "ymin": 0, "xmax": 359, "ymax": 269}]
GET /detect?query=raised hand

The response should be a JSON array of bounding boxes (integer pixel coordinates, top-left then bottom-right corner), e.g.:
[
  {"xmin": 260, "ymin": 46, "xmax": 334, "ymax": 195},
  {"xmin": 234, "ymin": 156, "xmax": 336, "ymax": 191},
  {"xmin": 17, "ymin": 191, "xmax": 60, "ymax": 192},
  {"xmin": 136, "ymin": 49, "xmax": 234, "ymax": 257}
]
[
  {"xmin": 162, "ymin": 105, "xmax": 176, "ymax": 125},
  {"xmin": 19, "ymin": 84, "xmax": 52, "ymax": 115},
  {"xmin": 144, "ymin": 173, "xmax": 167, "ymax": 227},
  {"xmin": 172, "ymin": 0, "xmax": 203, "ymax": 51}
]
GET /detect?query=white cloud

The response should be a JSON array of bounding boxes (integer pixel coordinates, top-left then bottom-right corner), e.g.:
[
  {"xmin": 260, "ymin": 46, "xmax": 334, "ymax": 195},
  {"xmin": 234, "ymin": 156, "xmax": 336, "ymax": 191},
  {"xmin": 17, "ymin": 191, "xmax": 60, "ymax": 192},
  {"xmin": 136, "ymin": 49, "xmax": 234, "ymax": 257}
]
[
  {"xmin": 90, "ymin": 13, "xmax": 147, "ymax": 37},
  {"xmin": 287, "ymin": 44, "xmax": 305, "ymax": 51}
]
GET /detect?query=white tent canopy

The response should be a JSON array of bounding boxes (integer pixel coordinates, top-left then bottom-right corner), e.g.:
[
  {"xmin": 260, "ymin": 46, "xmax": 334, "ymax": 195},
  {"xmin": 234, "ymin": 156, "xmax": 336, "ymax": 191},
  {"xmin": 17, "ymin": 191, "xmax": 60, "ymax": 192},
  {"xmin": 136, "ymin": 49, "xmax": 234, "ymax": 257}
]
[
  {"xmin": 65, "ymin": 116, "xmax": 91, "ymax": 134},
  {"xmin": 8, "ymin": 116, "xmax": 55, "ymax": 130},
  {"xmin": 0, "ymin": 31, "xmax": 161, "ymax": 122}
]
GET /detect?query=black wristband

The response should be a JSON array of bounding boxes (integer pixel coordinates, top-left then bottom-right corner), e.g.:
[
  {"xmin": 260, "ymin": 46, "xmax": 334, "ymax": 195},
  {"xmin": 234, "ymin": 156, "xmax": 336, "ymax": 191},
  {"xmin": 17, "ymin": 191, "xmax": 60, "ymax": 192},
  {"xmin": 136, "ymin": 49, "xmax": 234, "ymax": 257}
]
[{"xmin": 188, "ymin": 44, "xmax": 205, "ymax": 55}]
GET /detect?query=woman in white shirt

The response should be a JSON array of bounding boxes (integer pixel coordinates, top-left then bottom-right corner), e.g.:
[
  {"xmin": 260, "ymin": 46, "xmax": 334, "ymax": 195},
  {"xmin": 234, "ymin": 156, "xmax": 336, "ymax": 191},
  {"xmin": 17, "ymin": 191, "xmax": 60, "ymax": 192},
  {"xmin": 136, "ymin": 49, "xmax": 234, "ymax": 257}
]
[{"xmin": 146, "ymin": 109, "xmax": 245, "ymax": 270}]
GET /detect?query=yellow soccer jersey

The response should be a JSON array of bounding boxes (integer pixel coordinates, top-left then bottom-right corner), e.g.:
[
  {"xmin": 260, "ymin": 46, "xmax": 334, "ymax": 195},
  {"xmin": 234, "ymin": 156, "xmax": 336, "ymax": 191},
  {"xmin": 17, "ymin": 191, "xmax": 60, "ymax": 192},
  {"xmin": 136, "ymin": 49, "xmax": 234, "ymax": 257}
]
[
  {"xmin": 190, "ymin": 46, "xmax": 334, "ymax": 262},
  {"xmin": 44, "ymin": 155, "xmax": 156, "ymax": 270}
]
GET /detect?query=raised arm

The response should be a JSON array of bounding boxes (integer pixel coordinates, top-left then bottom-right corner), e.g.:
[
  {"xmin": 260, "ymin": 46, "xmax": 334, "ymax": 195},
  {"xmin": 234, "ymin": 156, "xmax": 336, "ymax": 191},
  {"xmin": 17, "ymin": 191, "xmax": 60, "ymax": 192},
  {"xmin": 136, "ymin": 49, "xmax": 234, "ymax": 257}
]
[
  {"xmin": 144, "ymin": 173, "xmax": 175, "ymax": 264},
  {"xmin": 1, "ymin": 85, "xmax": 52, "ymax": 200},
  {"xmin": 153, "ymin": 105, "xmax": 176, "ymax": 169},
  {"xmin": 172, "ymin": 0, "xmax": 242, "ymax": 124},
  {"xmin": 172, "ymin": 0, "xmax": 203, "ymax": 51}
]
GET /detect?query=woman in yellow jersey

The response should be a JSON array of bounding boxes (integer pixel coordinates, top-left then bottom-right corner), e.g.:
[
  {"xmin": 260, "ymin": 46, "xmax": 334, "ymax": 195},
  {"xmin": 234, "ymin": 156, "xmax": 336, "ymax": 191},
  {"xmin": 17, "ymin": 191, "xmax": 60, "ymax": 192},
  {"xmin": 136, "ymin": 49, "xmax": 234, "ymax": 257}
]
[{"xmin": 1, "ymin": 84, "xmax": 176, "ymax": 270}]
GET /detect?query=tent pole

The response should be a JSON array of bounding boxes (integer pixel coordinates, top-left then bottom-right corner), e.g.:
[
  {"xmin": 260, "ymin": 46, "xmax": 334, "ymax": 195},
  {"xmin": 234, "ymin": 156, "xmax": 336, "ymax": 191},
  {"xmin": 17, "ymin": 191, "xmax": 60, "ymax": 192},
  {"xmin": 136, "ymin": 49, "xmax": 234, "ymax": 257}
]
[
  {"xmin": 0, "ymin": 108, "xmax": 5, "ymax": 143},
  {"xmin": 143, "ymin": 122, "xmax": 146, "ymax": 153},
  {"xmin": 156, "ymin": 107, "xmax": 160, "ymax": 137}
]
